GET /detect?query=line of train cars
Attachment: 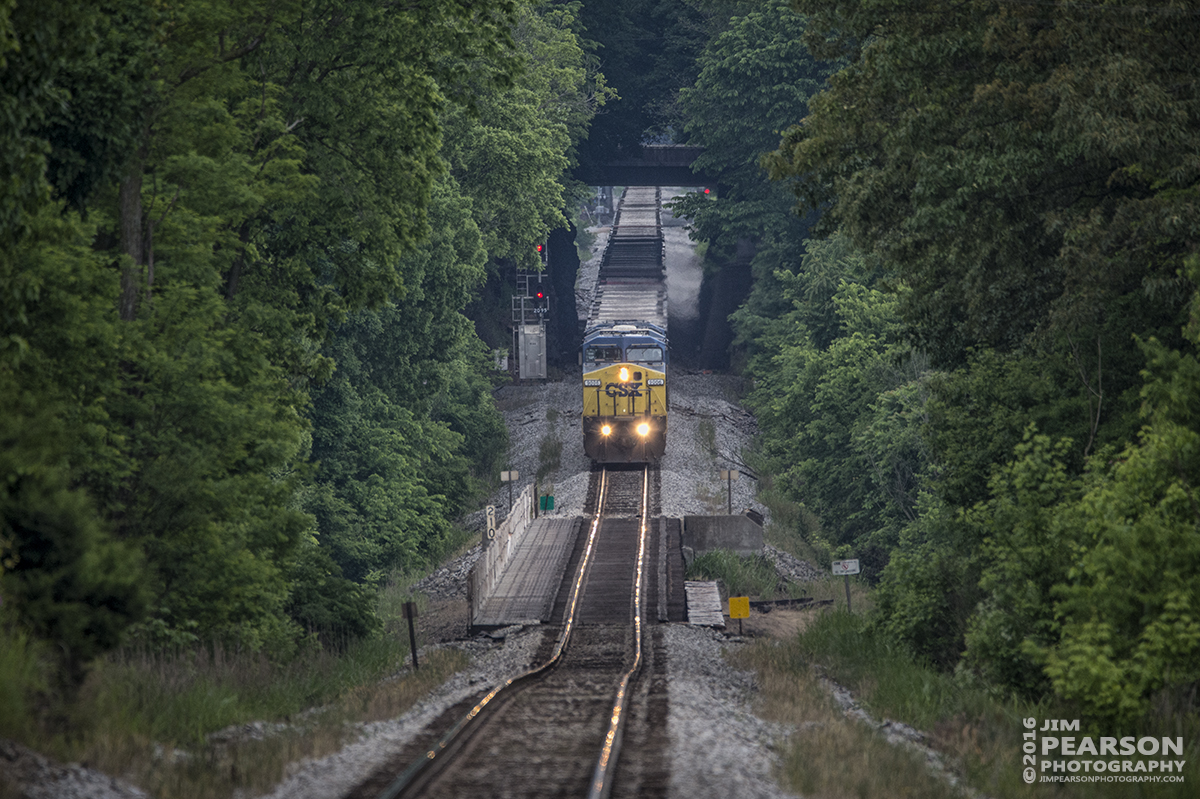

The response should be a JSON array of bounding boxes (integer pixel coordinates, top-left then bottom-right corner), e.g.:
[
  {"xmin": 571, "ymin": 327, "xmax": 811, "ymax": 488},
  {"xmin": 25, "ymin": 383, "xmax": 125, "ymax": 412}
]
[{"xmin": 582, "ymin": 187, "xmax": 669, "ymax": 462}]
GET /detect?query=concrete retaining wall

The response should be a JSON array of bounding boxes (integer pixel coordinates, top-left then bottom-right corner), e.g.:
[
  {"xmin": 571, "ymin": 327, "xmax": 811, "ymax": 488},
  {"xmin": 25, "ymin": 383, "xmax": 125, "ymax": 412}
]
[{"xmin": 680, "ymin": 514, "xmax": 764, "ymax": 567}]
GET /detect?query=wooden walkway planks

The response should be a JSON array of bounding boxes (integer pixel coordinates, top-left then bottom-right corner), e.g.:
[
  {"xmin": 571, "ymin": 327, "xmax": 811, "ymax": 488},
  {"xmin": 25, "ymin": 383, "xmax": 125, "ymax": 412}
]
[
  {"xmin": 684, "ymin": 580, "xmax": 725, "ymax": 627},
  {"xmin": 473, "ymin": 518, "xmax": 580, "ymax": 628}
]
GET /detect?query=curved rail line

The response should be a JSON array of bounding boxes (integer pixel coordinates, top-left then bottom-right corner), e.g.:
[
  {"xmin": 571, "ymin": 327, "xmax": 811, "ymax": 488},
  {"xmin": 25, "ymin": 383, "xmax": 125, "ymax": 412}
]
[
  {"xmin": 588, "ymin": 466, "xmax": 648, "ymax": 798},
  {"xmin": 373, "ymin": 466, "xmax": 649, "ymax": 799}
]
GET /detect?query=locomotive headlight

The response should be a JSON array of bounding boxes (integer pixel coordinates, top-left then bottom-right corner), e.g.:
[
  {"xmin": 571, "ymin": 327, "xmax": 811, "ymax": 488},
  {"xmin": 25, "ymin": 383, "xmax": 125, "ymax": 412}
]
[
  {"xmin": 601, "ymin": 424, "xmax": 612, "ymax": 436},
  {"xmin": 637, "ymin": 422, "xmax": 650, "ymax": 437},
  {"xmin": 619, "ymin": 367, "xmax": 629, "ymax": 381}
]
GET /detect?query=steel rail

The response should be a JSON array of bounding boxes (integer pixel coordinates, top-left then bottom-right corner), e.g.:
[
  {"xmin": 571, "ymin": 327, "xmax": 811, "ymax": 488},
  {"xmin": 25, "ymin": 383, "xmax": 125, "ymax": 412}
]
[
  {"xmin": 587, "ymin": 465, "xmax": 649, "ymax": 799},
  {"xmin": 373, "ymin": 469, "xmax": 613, "ymax": 799}
]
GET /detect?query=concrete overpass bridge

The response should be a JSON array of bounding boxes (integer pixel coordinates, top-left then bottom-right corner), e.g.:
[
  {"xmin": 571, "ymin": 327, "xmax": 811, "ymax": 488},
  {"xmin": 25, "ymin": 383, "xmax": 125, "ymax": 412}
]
[
  {"xmin": 572, "ymin": 144, "xmax": 716, "ymax": 188},
  {"xmin": 542, "ymin": 142, "xmax": 744, "ymax": 372}
]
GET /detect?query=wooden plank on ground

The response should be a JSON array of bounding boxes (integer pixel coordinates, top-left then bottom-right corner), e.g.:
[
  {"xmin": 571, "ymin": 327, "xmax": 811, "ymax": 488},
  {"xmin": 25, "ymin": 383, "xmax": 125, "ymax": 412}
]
[{"xmin": 685, "ymin": 580, "xmax": 725, "ymax": 627}]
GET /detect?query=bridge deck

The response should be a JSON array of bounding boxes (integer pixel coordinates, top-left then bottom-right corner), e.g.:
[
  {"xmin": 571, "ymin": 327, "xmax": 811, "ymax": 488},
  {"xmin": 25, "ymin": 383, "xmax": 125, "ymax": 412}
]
[{"xmin": 472, "ymin": 517, "xmax": 582, "ymax": 628}]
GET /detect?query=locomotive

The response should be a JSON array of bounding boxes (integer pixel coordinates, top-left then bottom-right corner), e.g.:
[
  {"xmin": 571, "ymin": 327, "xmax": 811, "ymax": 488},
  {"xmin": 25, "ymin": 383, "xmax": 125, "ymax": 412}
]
[
  {"xmin": 582, "ymin": 321, "xmax": 668, "ymax": 461},
  {"xmin": 582, "ymin": 187, "xmax": 669, "ymax": 462}
]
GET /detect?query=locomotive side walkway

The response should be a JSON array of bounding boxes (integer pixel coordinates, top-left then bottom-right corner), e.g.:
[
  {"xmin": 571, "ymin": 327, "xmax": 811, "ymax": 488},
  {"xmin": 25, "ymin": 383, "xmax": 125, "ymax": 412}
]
[{"xmin": 471, "ymin": 517, "xmax": 583, "ymax": 629}]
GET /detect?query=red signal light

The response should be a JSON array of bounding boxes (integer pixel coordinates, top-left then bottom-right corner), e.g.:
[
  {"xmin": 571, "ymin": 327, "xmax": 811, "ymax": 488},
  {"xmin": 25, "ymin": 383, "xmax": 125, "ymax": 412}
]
[
  {"xmin": 536, "ymin": 291, "xmax": 544, "ymax": 299},
  {"xmin": 703, "ymin": 188, "xmax": 710, "ymax": 194},
  {"xmin": 535, "ymin": 244, "xmax": 544, "ymax": 252}
]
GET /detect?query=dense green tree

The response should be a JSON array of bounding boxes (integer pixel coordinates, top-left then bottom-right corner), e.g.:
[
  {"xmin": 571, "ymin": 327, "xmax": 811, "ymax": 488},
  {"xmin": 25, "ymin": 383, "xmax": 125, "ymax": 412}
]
[
  {"xmin": 955, "ymin": 273, "xmax": 1200, "ymax": 712},
  {"xmin": 1042, "ymin": 268, "xmax": 1200, "ymax": 722},
  {"xmin": 961, "ymin": 431, "xmax": 1084, "ymax": 695},
  {"xmin": 744, "ymin": 236, "xmax": 930, "ymax": 577},
  {"xmin": 304, "ymin": 0, "xmax": 605, "ymax": 583},
  {"xmin": 2, "ymin": 2, "xmax": 150, "ymax": 671},
  {"xmin": 445, "ymin": 2, "xmax": 611, "ymax": 267},
  {"xmin": 1, "ymin": 0, "xmax": 529, "ymax": 662},
  {"xmin": 305, "ymin": 178, "xmax": 495, "ymax": 583},
  {"xmin": 770, "ymin": 0, "xmax": 1197, "ymax": 366},
  {"xmin": 671, "ymin": 0, "xmax": 822, "ymax": 245},
  {"xmin": 872, "ymin": 492, "xmax": 981, "ymax": 669},
  {"xmin": 0, "ymin": 375, "xmax": 146, "ymax": 684}
]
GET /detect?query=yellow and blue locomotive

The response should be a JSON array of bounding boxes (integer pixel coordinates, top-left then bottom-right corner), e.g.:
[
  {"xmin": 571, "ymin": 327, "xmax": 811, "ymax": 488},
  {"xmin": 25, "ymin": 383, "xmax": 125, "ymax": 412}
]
[{"xmin": 581, "ymin": 322, "xmax": 668, "ymax": 462}]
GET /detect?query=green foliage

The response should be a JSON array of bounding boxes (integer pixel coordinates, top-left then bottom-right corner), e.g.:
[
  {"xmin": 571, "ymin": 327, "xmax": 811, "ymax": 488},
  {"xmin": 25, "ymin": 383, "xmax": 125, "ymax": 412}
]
[
  {"xmin": 442, "ymin": 2, "xmax": 603, "ymax": 268},
  {"xmin": 776, "ymin": 608, "xmax": 1200, "ymax": 799},
  {"xmin": 962, "ymin": 431, "xmax": 1085, "ymax": 696},
  {"xmin": 744, "ymin": 235, "xmax": 930, "ymax": 579},
  {"xmin": 0, "ymin": 365, "xmax": 147, "ymax": 684},
  {"xmin": 872, "ymin": 492, "xmax": 983, "ymax": 670},
  {"xmin": 304, "ymin": 172, "xmax": 507, "ymax": 584},
  {"xmin": 85, "ymin": 634, "xmax": 415, "ymax": 748},
  {"xmin": 306, "ymin": 365, "xmax": 456, "ymax": 585},
  {"xmin": 283, "ymin": 540, "xmax": 378, "ymax": 644},
  {"xmin": 772, "ymin": 0, "xmax": 1197, "ymax": 364},
  {"xmin": 686, "ymin": 550, "xmax": 781, "ymax": 600},
  {"xmin": 1041, "ymin": 286, "xmax": 1200, "ymax": 723},
  {"xmin": 0, "ymin": 0, "xmax": 573, "ymax": 698},
  {"xmin": 793, "ymin": 610, "xmax": 997, "ymax": 731},
  {"xmin": 698, "ymin": 0, "xmax": 1200, "ymax": 735},
  {"xmin": 671, "ymin": 0, "xmax": 825, "ymax": 244}
]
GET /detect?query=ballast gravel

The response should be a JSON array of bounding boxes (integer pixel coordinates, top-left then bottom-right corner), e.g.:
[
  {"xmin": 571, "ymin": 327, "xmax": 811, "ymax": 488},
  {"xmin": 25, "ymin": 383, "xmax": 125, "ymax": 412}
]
[{"xmin": 665, "ymin": 625, "xmax": 799, "ymax": 799}]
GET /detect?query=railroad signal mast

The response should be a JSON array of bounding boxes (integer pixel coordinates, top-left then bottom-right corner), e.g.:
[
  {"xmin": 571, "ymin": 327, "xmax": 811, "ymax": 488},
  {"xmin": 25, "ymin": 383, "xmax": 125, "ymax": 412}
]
[{"xmin": 512, "ymin": 249, "xmax": 549, "ymax": 380}]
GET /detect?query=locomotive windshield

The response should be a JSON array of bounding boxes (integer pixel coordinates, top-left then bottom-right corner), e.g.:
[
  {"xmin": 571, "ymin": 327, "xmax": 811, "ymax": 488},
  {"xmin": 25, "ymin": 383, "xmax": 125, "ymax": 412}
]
[
  {"xmin": 585, "ymin": 345, "xmax": 623, "ymax": 363},
  {"xmin": 625, "ymin": 347, "xmax": 663, "ymax": 363}
]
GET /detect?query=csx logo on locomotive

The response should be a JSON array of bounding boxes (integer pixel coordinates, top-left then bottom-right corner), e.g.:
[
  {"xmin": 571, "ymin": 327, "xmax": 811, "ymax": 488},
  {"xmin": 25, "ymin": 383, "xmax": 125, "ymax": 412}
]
[{"xmin": 604, "ymin": 382, "xmax": 642, "ymax": 397}]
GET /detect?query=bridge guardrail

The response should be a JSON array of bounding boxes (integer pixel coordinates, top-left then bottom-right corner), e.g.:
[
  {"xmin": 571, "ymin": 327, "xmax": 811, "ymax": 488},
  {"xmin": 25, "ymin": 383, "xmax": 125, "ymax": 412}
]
[{"xmin": 468, "ymin": 485, "xmax": 535, "ymax": 626}]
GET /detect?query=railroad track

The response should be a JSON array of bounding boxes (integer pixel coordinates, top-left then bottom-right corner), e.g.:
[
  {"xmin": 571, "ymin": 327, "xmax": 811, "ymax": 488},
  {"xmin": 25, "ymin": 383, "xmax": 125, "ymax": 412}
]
[{"xmin": 348, "ymin": 466, "xmax": 667, "ymax": 799}]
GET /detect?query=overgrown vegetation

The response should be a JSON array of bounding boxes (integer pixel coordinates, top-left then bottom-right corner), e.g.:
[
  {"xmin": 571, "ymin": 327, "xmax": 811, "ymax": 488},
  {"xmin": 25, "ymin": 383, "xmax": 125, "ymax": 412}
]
[
  {"xmin": 736, "ymin": 630, "xmax": 967, "ymax": 799},
  {"xmin": 64, "ymin": 643, "xmax": 466, "ymax": 799},
  {"xmin": 686, "ymin": 550, "xmax": 781, "ymax": 599},
  {"xmin": 1, "ymin": 0, "xmax": 609, "ymax": 770},
  {"xmin": 675, "ymin": 0, "xmax": 1200, "ymax": 737},
  {"xmin": 741, "ymin": 610, "xmax": 1199, "ymax": 798},
  {"xmin": 1, "ymin": 569, "xmax": 466, "ymax": 798}
]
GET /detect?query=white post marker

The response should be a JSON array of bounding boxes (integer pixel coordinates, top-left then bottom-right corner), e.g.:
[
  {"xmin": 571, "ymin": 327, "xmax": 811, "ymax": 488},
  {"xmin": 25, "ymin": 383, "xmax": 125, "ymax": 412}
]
[
  {"xmin": 831, "ymin": 559, "xmax": 860, "ymax": 612},
  {"xmin": 719, "ymin": 469, "xmax": 739, "ymax": 514},
  {"xmin": 500, "ymin": 470, "xmax": 519, "ymax": 512}
]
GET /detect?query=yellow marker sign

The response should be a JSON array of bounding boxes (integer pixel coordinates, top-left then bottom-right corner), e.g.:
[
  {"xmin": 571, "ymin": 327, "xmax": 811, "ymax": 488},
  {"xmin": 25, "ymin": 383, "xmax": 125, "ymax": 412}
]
[{"xmin": 729, "ymin": 596, "xmax": 750, "ymax": 619}]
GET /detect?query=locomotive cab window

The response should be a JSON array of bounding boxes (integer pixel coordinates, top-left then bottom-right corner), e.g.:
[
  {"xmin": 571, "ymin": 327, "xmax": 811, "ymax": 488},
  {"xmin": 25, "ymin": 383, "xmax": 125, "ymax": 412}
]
[
  {"xmin": 585, "ymin": 346, "xmax": 623, "ymax": 363},
  {"xmin": 625, "ymin": 347, "xmax": 663, "ymax": 363}
]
